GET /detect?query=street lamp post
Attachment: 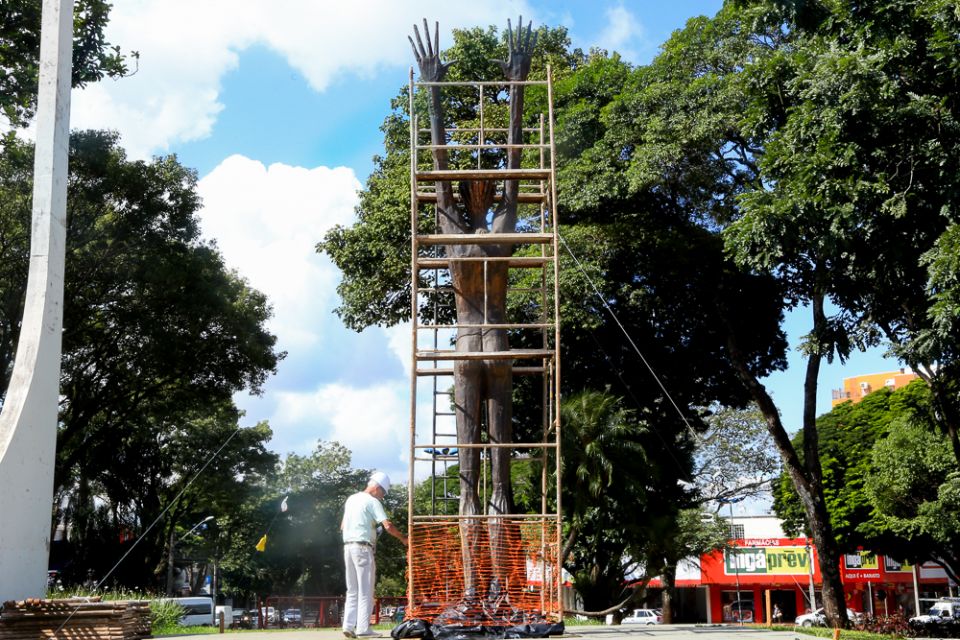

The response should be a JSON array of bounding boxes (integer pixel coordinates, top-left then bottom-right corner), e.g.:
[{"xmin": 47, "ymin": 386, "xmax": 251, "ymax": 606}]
[
  {"xmin": 729, "ymin": 501, "xmax": 743, "ymax": 626},
  {"xmin": 166, "ymin": 516, "xmax": 214, "ymax": 595},
  {"xmin": 719, "ymin": 496, "xmax": 746, "ymax": 626}
]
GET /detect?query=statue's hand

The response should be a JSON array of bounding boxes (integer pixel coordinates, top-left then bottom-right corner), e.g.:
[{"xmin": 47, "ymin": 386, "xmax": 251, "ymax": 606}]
[
  {"xmin": 492, "ymin": 16, "xmax": 538, "ymax": 81},
  {"xmin": 409, "ymin": 19, "xmax": 455, "ymax": 82}
]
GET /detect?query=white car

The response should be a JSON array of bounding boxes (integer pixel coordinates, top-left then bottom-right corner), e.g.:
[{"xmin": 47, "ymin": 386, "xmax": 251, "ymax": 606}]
[
  {"xmin": 795, "ymin": 608, "xmax": 863, "ymax": 627},
  {"xmin": 622, "ymin": 609, "xmax": 663, "ymax": 625},
  {"xmin": 910, "ymin": 598, "xmax": 960, "ymax": 625}
]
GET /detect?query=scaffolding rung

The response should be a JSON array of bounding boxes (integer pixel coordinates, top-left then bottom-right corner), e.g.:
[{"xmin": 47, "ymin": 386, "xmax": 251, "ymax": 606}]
[
  {"xmin": 417, "ymin": 256, "xmax": 551, "ymax": 269},
  {"xmin": 412, "ymin": 513, "xmax": 560, "ymax": 521},
  {"xmin": 415, "ymin": 80, "xmax": 549, "ymax": 88},
  {"xmin": 419, "ymin": 322, "xmax": 553, "ymax": 330},
  {"xmin": 415, "ymin": 442, "xmax": 558, "ymax": 450},
  {"xmin": 435, "ymin": 411, "xmax": 456, "ymax": 416},
  {"xmin": 418, "ymin": 233, "xmax": 552, "ymax": 246},
  {"xmin": 416, "ymin": 169, "xmax": 551, "ymax": 182},
  {"xmin": 417, "ymin": 349, "xmax": 553, "ymax": 361},
  {"xmin": 416, "ymin": 192, "xmax": 547, "ymax": 204},
  {"xmin": 418, "ymin": 128, "xmax": 541, "ymax": 133},
  {"xmin": 416, "ymin": 366, "xmax": 545, "ymax": 376},
  {"xmin": 417, "ymin": 143, "xmax": 549, "ymax": 151}
]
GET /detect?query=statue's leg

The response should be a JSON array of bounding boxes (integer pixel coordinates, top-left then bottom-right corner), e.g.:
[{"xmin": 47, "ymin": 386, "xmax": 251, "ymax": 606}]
[
  {"xmin": 454, "ymin": 336, "xmax": 482, "ymax": 598},
  {"xmin": 482, "ymin": 261, "xmax": 515, "ymax": 601},
  {"xmin": 485, "ymin": 360, "xmax": 514, "ymax": 601}
]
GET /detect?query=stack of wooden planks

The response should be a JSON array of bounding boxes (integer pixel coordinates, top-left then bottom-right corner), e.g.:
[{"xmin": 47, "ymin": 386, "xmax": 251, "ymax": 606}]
[{"xmin": 0, "ymin": 598, "xmax": 151, "ymax": 640}]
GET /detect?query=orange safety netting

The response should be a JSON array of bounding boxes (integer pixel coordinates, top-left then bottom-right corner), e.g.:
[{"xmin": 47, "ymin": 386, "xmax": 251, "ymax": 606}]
[{"xmin": 407, "ymin": 518, "xmax": 561, "ymax": 626}]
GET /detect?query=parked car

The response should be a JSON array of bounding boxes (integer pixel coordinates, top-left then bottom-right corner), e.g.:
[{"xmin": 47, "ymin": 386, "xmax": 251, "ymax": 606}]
[
  {"xmin": 282, "ymin": 609, "xmax": 302, "ymax": 626},
  {"xmin": 795, "ymin": 608, "xmax": 863, "ymax": 627},
  {"xmin": 622, "ymin": 609, "xmax": 663, "ymax": 625},
  {"xmin": 158, "ymin": 597, "xmax": 215, "ymax": 626},
  {"xmin": 910, "ymin": 597, "xmax": 960, "ymax": 626}
]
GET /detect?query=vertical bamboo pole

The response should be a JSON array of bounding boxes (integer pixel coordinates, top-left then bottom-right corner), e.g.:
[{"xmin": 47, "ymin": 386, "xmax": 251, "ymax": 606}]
[
  {"xmin": 407, "ymin": 68, "xmax": 418, "ymax": 613},
  {"xmin": 547, "ymin": 63, "xmax": 564, "ymax": 620}
]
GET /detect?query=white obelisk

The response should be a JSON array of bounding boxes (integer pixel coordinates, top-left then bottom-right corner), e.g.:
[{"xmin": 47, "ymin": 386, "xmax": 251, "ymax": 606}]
[{"xmin": 0, "ymin": 0, "xmax": 73, "ymax": 602}]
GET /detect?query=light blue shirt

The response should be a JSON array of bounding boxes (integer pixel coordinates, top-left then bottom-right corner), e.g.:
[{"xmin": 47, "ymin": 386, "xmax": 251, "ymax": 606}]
[{"xmin": 341, "ymin": 491, "xmax": 389, "ymax": 545}]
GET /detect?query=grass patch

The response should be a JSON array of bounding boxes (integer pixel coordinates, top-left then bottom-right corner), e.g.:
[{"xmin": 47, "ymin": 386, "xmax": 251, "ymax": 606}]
[{"xmin": 153, "ymin": 625, "xmax": 221, "ymax": 637}]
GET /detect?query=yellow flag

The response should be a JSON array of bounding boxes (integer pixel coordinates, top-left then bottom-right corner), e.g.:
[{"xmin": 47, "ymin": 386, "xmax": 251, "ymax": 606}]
[{"xmin": 255, "ymin": 534, "xmax": 268, "ymax": 552}]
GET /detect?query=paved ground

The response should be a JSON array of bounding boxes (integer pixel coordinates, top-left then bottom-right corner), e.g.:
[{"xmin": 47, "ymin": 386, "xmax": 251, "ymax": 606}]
[{"xmin": 167, "ymin": 626, "xmax": 803, "ymax": 640}]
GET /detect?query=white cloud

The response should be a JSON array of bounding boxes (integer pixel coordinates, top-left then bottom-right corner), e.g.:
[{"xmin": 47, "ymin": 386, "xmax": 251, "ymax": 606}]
[
  {"xmin": 595, "ymin": 3, "xmax": 647, "ymax": 62},
  {"xmin": 268, "ymin": 377, "xmax": 454, "ymax": 484},
  {"xmin": 72, "ymin": 0, "xmax": 535, "ymax": 158},
  {"xmin": 272, "ymin": 381, "xmax": 409, "ymax": 476},
  {"xmin": 197, "ymin": 154, "xmax": 359, "ymax": 350}
]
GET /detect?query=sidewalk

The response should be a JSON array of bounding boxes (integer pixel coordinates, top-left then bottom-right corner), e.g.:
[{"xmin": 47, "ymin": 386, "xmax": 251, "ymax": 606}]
[{"xmin": 165, "ymin": 625, "xmax": 802, "ymax": 640}]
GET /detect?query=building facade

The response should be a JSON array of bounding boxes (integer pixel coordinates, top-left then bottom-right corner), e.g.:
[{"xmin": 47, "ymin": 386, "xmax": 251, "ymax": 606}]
[
  {"xmin": 658, "ymin": 516, "xmax": 954, "ymax": 623},
  {"xmin": 831, "ymin": 369, "xmax": 918, "ymax": 407}
]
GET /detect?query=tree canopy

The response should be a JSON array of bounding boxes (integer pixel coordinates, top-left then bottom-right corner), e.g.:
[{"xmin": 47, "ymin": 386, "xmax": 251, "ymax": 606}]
[
  {"xmin": 0, "ymin": 131, "xmax": 283, "ymax": 590},
  {"xmin": 319, "ymin": 21, "xmax": 791, "ymax": 610},
  {"xmin": 0, "ymin": 0, "xmax": 131, "ymax": 128},
  {"xmin": 774, "ymin": 381, "xmax": 960, "ymax": 584}
]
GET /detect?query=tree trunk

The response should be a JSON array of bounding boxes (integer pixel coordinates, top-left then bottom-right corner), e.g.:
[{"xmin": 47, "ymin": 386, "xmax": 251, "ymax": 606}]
[
  {"xmin": 926, "ymin": 374, "xmax": 960, "ymax": 465},
  {"xmin": 660, "ymin": 564, "xmax": 676, "ymax": 623},
  {"xmin": 722, "ymin": 291, "xmax": 849, "ymax": 629}
]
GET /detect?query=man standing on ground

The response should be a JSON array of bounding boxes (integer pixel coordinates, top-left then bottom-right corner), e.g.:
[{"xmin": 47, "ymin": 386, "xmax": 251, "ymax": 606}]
[{"xmin": 341, "ymin": 472, "xmax": 407, "ymax": 638}]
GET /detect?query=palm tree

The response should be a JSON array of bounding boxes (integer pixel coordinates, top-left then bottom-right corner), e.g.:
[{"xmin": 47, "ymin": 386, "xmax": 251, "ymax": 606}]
[{"xmin": 560, "ymin": 389, "xmax": 656, "ymax": 616}]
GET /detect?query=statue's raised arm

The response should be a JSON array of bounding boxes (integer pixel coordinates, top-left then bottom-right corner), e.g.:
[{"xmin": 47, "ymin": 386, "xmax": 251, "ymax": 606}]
[
  {"xmin": 492, "ymin": 16, "xmax": 537, "ymax": 234},
  {"xmin": 408, "ymin": 19, "xmax": 455, "ymax": 83},
  {"xmin": 491, "ymin": 16, "xmax": 538, "ymax": 81},
  {"xmin": 410, "ymin": 19, "xmax": 460, "ymax": 234}
]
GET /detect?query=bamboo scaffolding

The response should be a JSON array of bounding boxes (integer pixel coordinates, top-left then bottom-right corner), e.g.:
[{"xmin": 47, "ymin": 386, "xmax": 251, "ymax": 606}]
[{"xmin": 407, "ymin": 65, "xmax": 562, "ymax": 622}]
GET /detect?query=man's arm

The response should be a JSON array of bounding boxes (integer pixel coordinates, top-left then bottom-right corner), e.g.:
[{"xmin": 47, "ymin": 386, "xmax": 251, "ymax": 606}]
[{"xmin": 381, "ymin": 519, "xmax": 408, "ymax": 546}]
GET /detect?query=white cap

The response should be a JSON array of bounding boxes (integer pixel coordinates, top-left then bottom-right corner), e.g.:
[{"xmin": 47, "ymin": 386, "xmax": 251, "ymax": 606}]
[{"xmin": 369, "ymin": 471, "xmax": 391, "ymax": 493}]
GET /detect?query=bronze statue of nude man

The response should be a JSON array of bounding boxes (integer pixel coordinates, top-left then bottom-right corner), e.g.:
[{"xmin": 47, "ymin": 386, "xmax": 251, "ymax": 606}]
[{"xmin": 409, "ymin": 17, "xmax": 538, "ymax": 605}]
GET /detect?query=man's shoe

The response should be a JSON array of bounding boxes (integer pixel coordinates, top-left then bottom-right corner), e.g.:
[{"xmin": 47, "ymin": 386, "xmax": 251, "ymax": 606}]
[{"xmin": 343, "ymin": 630, "xmax": 356, "ymax": 638}]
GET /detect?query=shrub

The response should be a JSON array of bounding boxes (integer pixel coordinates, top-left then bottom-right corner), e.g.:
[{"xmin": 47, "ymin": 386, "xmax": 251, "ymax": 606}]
[{"xmin": 150, "ymin": 599, "xmax": 185, "ymax": 631}]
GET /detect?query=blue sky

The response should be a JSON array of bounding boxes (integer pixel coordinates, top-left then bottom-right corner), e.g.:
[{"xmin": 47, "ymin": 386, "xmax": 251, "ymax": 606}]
[{"xmin": 62, "ymin": 0, "xmax": 901, "ymax": 487}]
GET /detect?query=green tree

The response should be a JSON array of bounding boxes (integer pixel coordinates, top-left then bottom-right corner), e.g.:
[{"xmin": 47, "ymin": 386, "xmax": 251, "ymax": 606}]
[
  {"xmin": 230, "ymin": 442, "xmax": 408, "ymax": 600},
  {"xmin": 0, "ymin": 131, "xmax": 283, "ymax": 589},
  {"xmin": 583, "ymin": 0, "xmax": 960, "ymax": 626},
  {"xmin": 772, "ymin": 381, "xmax": 959, "ymax": 582},
  {"xmin": 558, "ymin": 390, "xmax": 687, "ymax": 617},
  {"xmin": 866, "ymin": 420, "xmax": 960, "ymax": 584},
  {"xmin": 0, "ymin": 0, "xmax": 130, "ymax": 128},
  {"xmin": 320, "ymin": 21, "xmax": 786, "ymax": 613},
  {"xmin": 650, "ymin": 509, "xmax": 729, "ymax": 624},
  {"xmin": 772, "ymin": 383, "xmax": 933, "ymax": 548},
  {"xmin": 712, "ymin": 0, "xmax": 960, "ymax": 624}
]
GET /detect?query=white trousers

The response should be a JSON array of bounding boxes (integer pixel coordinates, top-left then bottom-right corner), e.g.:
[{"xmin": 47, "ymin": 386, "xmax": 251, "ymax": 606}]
[{"xmin": 343, "ymin": 543, "xmax": 376, "ymax": 633}]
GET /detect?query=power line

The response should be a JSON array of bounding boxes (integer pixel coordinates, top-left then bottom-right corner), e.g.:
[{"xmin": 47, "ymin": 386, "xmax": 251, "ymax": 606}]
[
  {"xmin": 54, "ymin": 427, "xmax": 242, "ymax": 633},
  {"xmin": 558, "ymin": 233, "xmax": 701, "ymax": 438},
  {"xmin": 557, "ymin": 232, "xmax": 708, "ymax": 478}
]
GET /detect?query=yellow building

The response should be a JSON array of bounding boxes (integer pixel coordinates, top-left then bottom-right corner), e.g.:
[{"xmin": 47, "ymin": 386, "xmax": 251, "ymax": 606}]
[{"xmin": 831, "ymin": 369, "xmax": 918, "ymax": 406}]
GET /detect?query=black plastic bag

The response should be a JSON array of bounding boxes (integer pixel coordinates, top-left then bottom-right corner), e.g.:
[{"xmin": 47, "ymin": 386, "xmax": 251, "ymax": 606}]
[{"xmin": 392, "ymin": 618, "xmax": 434, "ymax": 639}]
